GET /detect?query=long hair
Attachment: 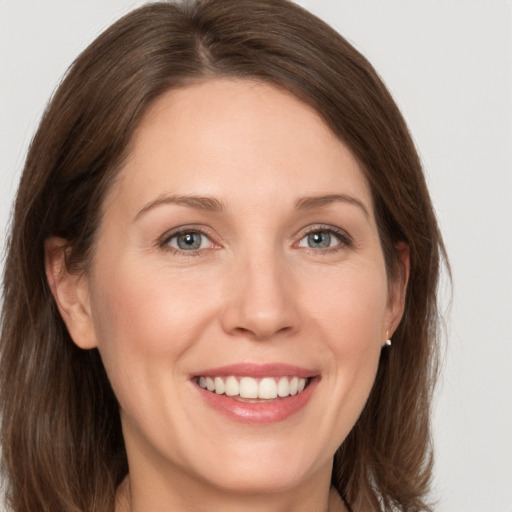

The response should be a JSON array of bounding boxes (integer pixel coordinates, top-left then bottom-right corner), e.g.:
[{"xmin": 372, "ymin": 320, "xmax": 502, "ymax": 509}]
[{"xmin": 0, "ymin": 1, "xmax": 446, "ymax": 510}]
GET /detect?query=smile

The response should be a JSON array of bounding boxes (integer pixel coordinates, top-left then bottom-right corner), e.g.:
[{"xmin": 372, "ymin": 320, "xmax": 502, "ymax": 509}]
[
  {"xmin": 192, "ymin": 364, "xmax": 318, "ymax": 424},
  {"xmin": 196, "ymin": 375, "xmax": 309, "ymax": 399}
]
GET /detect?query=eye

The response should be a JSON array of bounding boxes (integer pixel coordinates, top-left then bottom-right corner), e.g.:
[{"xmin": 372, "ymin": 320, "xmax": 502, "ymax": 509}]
[
  {"xmin": 165, "ymin": 231, "xmax": 213, "ymax": 251},
  {"xmin": 297, "ymin": 228, "xmax": 348, "ymax": 250}
]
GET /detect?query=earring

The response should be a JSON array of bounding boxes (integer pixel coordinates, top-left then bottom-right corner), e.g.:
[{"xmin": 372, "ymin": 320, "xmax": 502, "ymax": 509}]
[
  {"xmin": 385, "ymin": 338, "xmax": 392, "ymax": 346},
  {"xmin": 384, "ymin": 330, "xmax": 392, "ymax": 347}
]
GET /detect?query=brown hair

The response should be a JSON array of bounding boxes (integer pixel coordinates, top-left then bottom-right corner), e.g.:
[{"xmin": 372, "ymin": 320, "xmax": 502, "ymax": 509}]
[{"xmin": 0, "ymin": 1, "xmax": 446, "ymax": 510}]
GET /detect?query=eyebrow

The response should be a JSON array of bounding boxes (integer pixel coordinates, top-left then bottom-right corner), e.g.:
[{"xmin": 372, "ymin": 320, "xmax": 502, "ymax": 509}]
[
  {"xmin": 134, "ymin": 192, "xmax": 369, "ymax": 222},
  {"xmin": 134, "ymin": 194, "xmax": 225, "ymax": 222},
  {"xmin": 295, "ymin": 194, "xmax": 370, "ymax": 219}
]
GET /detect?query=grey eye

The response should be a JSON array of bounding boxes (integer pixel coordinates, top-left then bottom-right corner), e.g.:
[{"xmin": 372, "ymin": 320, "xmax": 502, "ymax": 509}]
[
  {"xmin": 168, "ymin": 232, "xmax": 210, "ymax": 251},
  {"xmin": 308, "ymin": 232, "xmax": 330, "ymax": 248},
  {"xmin": 298, "ymin": 230, "xmax": 340, "ymax": 249}
]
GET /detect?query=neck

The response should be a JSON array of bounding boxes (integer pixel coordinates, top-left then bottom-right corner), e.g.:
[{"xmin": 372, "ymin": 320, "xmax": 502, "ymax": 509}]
[{"xmin": 115, "ymin": 474, "xmax": 348, "ymax": 512}]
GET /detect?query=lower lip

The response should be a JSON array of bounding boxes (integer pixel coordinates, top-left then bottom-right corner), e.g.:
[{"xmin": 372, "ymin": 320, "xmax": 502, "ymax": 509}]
[{"xmin": 194, "ymin": 378, "xmax": 318, "ymax": 424}]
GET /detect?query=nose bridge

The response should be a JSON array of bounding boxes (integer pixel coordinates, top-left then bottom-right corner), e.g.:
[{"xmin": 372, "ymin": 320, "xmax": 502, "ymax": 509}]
[{"xmin": 221, "ymin": 243, "xmax": 299, "ymax": 340}]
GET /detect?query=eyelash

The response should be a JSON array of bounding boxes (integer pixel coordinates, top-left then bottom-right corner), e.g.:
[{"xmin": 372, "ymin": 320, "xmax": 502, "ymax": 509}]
[
  {"xmin": 296, "ymin": 225, "xmax": 352, "ymax": 255},
  {"xmin": 159, "ymin": 226, "xmax": 218, "ymax": 257},
  {"xmin": 159, "ymin": 224, "xmax": 352, "ymax": 257}
]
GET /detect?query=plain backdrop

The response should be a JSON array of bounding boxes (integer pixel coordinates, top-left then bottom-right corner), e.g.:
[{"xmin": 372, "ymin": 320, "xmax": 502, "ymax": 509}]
[{"xmin": 1, "ymin": 1, "xmax": 511, "ymax": 511}]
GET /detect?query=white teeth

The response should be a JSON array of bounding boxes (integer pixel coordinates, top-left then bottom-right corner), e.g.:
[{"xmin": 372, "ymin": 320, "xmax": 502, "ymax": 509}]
[
  {"xmin": 289, "ymin": 376, "xmax": 299, "ymax": 395},
  {"xmin": 225, "ymin": 376, "xmax": 239, "ymax": 396},
  {"xmin": 259, "ymin": 377, "xmax": 278, "ymax": 399},
  {"xmin": 239, "ymin": 377, "xmax": 259, "ymax": 399},
  {"xmin": 277, "ymin": 376, "xmax": 290, "ymax": 397},
  {"xmin": 206, "ymin": 377, "xmax": 215, "ymax": 392},
  {"xmin": 197, "ymin": 375, "xmax": 309, "ymax": 399},
  {"xmin": 214, "ymin": 377, "xmax": 225, "ymax": 395}
]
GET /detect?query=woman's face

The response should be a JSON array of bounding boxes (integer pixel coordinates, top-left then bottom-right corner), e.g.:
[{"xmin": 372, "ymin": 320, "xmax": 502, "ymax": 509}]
[{"xmin": 61, "ymin": 79, "xmax": 405, "ymax": 500}]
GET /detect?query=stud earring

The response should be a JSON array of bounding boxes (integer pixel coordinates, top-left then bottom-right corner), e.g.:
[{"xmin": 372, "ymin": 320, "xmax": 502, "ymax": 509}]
[{"xmin": 385, "ymin": 338, "xmax": 392, "ymax": 346}]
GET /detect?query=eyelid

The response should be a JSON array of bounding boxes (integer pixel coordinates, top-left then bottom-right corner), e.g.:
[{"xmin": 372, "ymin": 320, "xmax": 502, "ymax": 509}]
[
  {"xmin": 294, "ymin": 224, "xmax": 352, "ymax": 250},
  {"xmin": 159, "ymin": 225, "xmax": 220, "ymax": 253},
  {"xmin": 158, "ymin": 223, "xmax": 351, "ymax": 255}
]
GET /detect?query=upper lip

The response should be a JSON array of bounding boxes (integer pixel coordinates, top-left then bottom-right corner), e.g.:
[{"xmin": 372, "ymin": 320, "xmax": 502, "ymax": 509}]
[{"xmin": 190, "ymin": 363, "xmax": 318, "ymax": 379}]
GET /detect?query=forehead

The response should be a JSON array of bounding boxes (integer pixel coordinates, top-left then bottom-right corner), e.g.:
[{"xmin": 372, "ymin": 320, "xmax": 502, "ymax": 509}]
[{"xmin": 110, "ymin": 78, "xmax": 373, "ymax": 216}]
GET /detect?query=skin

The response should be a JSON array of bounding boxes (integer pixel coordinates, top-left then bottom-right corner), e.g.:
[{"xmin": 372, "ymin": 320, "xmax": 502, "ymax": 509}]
[{"xmin": 47, "ymin": 79, "xmax": 408, "ymax": 512}]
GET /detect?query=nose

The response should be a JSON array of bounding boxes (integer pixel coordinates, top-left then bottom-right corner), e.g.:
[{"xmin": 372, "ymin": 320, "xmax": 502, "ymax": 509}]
[{"xmin": 220, "ymin": 251, "xmax": 300, "ymax": 341}]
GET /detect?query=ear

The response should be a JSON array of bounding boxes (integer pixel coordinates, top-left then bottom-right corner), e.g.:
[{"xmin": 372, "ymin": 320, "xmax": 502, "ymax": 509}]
[
  {"xmin": 384, "ymin": 241, "xmax": 410, "ymax": 340},
  {"xmin": 45, "ymin": 237, "xmax": 98, "ymax": 349}
]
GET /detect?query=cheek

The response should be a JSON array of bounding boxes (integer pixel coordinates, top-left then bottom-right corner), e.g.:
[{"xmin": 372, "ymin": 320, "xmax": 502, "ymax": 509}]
[
  {"xmin": 301, "ymin": 261, "xmax": 388, "ymax": 413},
  {"xmin": 87, "ymin": 257, "xmax": 213, "ymax": 393},
  {"xmin": 303, "ymin": 260, "xmax": 389, "ymax": 348},
  {"xmin": 332, "ymin": 268, "xmax": 388, "ymax": 387}
]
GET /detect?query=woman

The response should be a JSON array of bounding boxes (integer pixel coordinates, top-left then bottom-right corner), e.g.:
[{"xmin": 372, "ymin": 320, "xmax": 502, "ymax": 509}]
[{"xmin": 0, "ymin": 1, "xmax": 446, "ymax": 511}]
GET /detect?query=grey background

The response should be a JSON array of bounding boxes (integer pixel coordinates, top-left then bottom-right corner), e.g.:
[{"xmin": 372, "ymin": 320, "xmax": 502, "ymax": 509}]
[{"xmin": 1, "ymin": 1, "xmax": 511, "ymax": 511}]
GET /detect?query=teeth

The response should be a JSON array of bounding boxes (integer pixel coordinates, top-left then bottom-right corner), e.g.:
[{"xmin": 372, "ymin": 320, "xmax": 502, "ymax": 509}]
[
  {"xmin": 289, "ymin": 376, "xmax": 298, "ymax": 395},
  {"xmin": 206, "ymin": 377, "xmax": 215, "ymax": 392},
  {"xmin": 277, "ymin": 376, "xmax": 289, "ymax": 397},
  {"xmin": 197, "ymin": 375, "xmax": 308, "ymax": 399},
  {"xmin": 214, "ymin": 377, "xmax": 225, "ymax": 395},
  {"xmin": 259, "ymin": 377, "xmax": 277, "ymax": 399},
  {"xmin": 239, "ymin": 377, "xmax": 259, "ymax": 398},
  {"xmin": 225, "ymin": 376, "xmax": 239, "ymax": 396}
]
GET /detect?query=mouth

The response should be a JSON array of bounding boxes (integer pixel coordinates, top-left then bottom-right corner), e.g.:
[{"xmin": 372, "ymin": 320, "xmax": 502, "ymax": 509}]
[
  {"xmin": 191, "ymin": 364, "xmax": 318, "ymax": 424},
  {"xmin": 194, "ymin": 375, "xmax": 310, "ymax": 400}
]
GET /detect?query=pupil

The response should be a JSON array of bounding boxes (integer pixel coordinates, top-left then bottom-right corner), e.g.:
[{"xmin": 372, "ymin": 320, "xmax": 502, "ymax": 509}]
[
  {"xmin": 178, "ymin": 232, "xmax": 201, "ymax": 250},
  {"xmin": 308, "ymin": 231, "xmax": 330, "ymax": 248}
]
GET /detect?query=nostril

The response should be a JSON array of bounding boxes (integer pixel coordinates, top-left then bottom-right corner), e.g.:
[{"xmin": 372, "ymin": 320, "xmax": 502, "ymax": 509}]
[{"xmin": 231, "ymin": 324, "xmax": 294, "ymax": 342}]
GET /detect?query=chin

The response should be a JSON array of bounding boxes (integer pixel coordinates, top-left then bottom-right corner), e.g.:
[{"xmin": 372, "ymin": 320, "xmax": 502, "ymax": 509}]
[
  {"xmin": 201, "ymin": 462, "xmax": 317, "ymax": 496},
  {"xmin": 185, "ymin": 434, "xmax": 332, "ymax": 496}
]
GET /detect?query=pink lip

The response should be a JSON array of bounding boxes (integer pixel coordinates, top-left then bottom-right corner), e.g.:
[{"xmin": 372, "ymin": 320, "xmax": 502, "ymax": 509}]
[
  {"xmin": 190, "ymin": 363, "xmax": 320, "ymax": 424},
  {"xmin": 191, "ymin": 362, "xmax": 317, "ymax": 379}
]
